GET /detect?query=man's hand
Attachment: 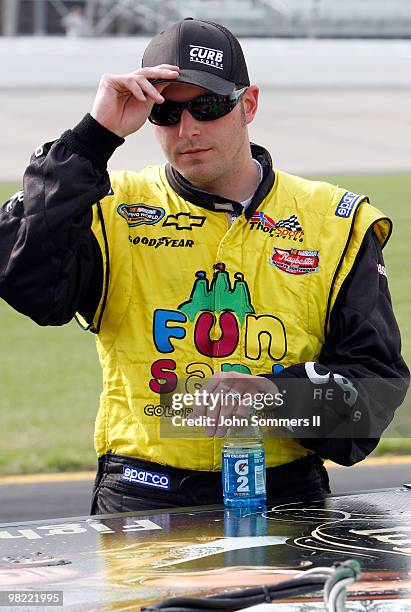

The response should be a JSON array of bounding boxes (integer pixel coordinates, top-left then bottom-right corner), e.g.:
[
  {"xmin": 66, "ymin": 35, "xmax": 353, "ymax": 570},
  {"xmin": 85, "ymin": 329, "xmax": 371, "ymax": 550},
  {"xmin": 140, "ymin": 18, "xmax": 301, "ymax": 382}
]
[
  {"xmin": 193, "ymin": 371, "xmax": 279, "ymax": 437},
  {"xmin": 90, "ymin": 64, "xmax": 179, "ymax": 137}
]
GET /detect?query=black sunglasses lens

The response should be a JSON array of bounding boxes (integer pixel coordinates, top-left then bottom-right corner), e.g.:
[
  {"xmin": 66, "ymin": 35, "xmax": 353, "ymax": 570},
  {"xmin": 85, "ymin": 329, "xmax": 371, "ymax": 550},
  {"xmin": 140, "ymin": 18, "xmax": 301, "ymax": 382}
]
[
  {"xmin": 190, "ymin": 95, "xmax": 234, "ymax": 121},
  {"xmin": 149, "ymin": 101, "xmax": 182, "ymax": 126},
  {"xmin": 149, "ymin": 90, "xmax": 244, "ymax": 126}
]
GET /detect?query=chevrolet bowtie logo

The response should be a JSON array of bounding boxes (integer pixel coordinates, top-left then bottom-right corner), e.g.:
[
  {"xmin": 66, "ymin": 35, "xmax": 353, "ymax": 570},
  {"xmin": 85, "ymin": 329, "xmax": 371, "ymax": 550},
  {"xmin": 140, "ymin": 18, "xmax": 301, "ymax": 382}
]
[{"xmin": 162, "ymin": 212, "xmax": 206, "ymax": 230}]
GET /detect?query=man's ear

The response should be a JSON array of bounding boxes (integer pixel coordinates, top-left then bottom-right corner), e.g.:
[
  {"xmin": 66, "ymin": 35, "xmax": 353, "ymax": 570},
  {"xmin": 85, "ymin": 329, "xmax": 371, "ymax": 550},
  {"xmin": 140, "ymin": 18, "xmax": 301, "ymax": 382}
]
[{"xmin": 241, "ymin": 86, "xmax": 259, "ymax": 125}]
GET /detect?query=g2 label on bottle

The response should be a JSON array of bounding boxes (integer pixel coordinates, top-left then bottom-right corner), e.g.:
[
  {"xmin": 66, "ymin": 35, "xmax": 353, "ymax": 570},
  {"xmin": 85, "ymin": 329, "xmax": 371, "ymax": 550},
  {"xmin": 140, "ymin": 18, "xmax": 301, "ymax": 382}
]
[{"xmin": 223, "ymin": 449, "xmax": 265, "ymax": 499}]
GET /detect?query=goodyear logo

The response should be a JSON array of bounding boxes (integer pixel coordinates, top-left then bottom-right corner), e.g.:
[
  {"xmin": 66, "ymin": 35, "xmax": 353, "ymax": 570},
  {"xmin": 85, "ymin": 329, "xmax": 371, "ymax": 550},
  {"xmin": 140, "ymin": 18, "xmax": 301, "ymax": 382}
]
[
  {"xmin": 335, "ymin": 192, "xmax": 361, "ymax": 218},
  {"xmin": 117, "ymin": 203, "xmax": 165, "ymax": 227}
]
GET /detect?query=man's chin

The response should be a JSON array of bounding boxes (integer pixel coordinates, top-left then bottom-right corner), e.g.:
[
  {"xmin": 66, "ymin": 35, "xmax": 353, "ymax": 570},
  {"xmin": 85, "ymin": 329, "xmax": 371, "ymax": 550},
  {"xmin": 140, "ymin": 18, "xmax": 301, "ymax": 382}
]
[{"xmin": 174, "ymin": 162, "xmax": 219, "ymax": 187}]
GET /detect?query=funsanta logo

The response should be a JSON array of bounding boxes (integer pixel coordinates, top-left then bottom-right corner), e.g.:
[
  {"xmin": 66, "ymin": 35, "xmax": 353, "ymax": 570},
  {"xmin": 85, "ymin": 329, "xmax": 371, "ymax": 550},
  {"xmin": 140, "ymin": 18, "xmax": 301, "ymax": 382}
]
[
  {"xmin": 271, "ymin": 248, "xmax": 319, "ymax": 275},
  {"xmin": 189, "ymin": 45, "xmax": 224, "ymax": 70}
]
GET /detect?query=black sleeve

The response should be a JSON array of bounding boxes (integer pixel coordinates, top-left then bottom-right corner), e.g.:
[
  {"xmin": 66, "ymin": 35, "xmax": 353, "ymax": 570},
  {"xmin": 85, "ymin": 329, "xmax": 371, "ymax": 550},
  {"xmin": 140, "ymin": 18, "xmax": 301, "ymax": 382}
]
[
  {"xmin": 262, "ymin": 228, "xmax": 410, "ymax": 466},
  {"xmin": 0, "ymin": 114, "xmax": 124, "ymax": 326}
]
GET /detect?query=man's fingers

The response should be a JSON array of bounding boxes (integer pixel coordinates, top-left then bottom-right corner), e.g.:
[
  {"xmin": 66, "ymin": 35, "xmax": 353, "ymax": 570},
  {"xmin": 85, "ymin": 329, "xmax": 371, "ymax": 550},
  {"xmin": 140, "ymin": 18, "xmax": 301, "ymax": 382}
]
[
  {"xmin": 119, "ymin": 75, "xmax": 161, "ymax": 104},
  {"xmin": 101, "ymin": 67, "xmax": 179, "ymax": 104},
  {"xmin": 192, "ymin": 393, "xmax": 207, "ymax": 420},
  {"xmin": 136, "ymin": 64, "xmax": 180, "ymax": 73},
  {"xmin": 137, "ymin": 65, "xmax": 180, "ymax": 76},
  {"xmin": 126, "ymin": 78, "xmax": 146, "ymax": 102},
  {"xmin": 195, "ymin": 372, "xmax": 275, "ymax": 437},
  {"xmin": 133, "ymin": 76, "xmax": 164, "ymax": 103},
  {"xmin": 204, "ymin": 379, "xmax": 240, "ymax": 437},
  {"xmin": 212, "ymin": 402, "xmax": 234, "ymax": 437},
  {"xmin": 134, "ymin": 66, "xmax": 180, "ymax": 84}
]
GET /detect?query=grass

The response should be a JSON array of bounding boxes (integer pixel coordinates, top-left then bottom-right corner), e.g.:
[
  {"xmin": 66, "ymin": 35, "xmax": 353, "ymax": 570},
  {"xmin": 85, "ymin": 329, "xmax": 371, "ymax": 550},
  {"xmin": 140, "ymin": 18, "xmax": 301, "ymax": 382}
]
[
  {"xmin": 0, "ymin": 176, "xmax": 410, "ymax": 474},
  {"xmin": 1, "ymin": 182, "xmax": 100, "ymax": 474}
]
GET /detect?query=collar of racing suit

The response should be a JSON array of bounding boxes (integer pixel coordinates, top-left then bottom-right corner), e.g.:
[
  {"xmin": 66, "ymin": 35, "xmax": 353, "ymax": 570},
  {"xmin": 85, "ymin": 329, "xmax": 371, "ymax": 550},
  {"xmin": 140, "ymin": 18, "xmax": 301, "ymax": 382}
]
[{"xmin": 164, "ymin": 143, "xmax": 275, "ymax": 217}]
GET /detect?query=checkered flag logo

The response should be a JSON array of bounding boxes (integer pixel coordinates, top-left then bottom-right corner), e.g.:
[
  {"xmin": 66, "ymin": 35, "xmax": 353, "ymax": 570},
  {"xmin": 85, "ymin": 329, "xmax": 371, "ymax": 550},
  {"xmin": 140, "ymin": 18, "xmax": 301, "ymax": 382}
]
[{"xmin": 275, "ymin": 215, "xmax": 303, "ymax": 232}]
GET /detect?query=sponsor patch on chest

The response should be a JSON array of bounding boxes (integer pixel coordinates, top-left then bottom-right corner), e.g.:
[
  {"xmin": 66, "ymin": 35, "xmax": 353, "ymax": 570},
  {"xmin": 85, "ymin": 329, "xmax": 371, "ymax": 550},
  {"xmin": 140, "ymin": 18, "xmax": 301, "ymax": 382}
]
[
  {"xmin": 163, "ymin": 212, "xmax": 206, "ymax": 230},
  {"xmin": 249, "ymin": 212, "xmax": 304, "ymax": 242},
  {"xmin": 270, "ymin": 248, "xmax": 320, "ymax": 275},
  {"xmin": 117, "ymin": 203, "xmax": 165, "ymax": 227}
]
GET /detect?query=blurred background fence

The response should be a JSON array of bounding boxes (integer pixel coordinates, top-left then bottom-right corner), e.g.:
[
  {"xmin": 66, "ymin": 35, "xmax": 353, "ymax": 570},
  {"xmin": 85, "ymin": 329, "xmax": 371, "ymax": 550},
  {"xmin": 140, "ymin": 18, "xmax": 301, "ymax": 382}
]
[{"xmin": 1, "ymin": 0, "xmax": 411, "ymax": 38}]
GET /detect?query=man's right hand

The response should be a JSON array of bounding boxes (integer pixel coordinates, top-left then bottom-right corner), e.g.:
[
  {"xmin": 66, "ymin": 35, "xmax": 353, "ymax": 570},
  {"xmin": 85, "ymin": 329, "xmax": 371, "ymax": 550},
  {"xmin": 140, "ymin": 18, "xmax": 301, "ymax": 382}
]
[{"xmin": 90, "ymin": 64, "xmax": 179, "ymax": 138}]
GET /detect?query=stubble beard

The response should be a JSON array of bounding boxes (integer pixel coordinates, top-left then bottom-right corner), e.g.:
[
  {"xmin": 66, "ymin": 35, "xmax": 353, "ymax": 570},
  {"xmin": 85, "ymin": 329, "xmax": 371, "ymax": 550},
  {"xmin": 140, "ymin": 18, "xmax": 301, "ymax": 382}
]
[
  {"xmin": 178, "ymin": 157, "xmax": 225, "ymax": 188},
  {"xmin": 177, "ymin": 128, "xmax": 247, "ymax": 192}
]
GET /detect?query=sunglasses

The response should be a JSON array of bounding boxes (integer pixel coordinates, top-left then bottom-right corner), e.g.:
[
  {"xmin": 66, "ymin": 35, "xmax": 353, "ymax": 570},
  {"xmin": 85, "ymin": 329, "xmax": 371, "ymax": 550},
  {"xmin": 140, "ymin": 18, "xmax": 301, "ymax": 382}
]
[{"xmin": 148, "ymin": 87, "xmax": 247, "ymax": 126}]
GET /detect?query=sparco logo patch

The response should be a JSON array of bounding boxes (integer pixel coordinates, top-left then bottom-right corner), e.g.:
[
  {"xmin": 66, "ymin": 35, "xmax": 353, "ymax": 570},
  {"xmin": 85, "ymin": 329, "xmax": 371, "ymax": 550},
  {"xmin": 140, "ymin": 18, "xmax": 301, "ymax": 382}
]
[
  {"xmin": 163, "ymin": 212, "xmax": 206, "ymax": 230},
  {"xmin": 117, "ymin": 203, "xmax": 165, "ymax": 227},
  {"xmin": 122, "ymin": 465, "xmax": 171, "ymax": 490},
  {"xmin": 270, "ymin": 248, "xmax": 319, "ymax": 275},
  {"xmin": 335, "ymin": 191, "xmax": 361, "ymax": 218},
  {"xmin": 189, "ymin": 45, "xmax": 224, "ymax": 70}
]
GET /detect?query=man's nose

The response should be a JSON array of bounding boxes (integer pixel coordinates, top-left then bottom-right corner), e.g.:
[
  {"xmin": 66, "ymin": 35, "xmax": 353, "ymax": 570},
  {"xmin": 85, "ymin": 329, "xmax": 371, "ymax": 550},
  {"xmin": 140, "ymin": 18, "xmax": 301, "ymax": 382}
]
[{"xmin": 178, "ymin": 109, "xmax": 200, "ymax": 138}]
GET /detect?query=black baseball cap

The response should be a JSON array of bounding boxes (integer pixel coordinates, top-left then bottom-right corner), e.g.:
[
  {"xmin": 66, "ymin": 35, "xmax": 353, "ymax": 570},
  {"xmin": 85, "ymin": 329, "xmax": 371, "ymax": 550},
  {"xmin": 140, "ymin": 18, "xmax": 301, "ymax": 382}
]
[{"xmin": 142, "ymin": 17, "xmax": 250, "ymax": 95}]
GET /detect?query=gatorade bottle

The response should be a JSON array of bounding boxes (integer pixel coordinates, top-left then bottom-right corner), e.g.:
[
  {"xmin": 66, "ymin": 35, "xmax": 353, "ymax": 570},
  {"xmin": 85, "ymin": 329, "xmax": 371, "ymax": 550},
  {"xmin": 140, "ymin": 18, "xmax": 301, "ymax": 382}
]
[{"xmin": 222, "ymin": 423, "xmax": 266, "ymax": 507}]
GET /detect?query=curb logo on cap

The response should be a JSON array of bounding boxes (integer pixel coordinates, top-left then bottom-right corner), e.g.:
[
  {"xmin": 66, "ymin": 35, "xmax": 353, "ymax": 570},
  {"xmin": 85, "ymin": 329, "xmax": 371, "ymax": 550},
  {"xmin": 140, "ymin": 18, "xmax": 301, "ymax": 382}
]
[{"xmin": 189, "ymin": 45, "xmax": 224, "ymax": 70}]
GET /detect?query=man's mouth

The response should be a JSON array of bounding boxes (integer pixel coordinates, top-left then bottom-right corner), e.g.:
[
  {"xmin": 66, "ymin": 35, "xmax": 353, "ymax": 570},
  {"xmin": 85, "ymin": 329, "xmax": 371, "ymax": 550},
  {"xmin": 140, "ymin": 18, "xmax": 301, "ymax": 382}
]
[{"xmin": 179, "ymin": 148, "xmax": 211, "ymax": 155}]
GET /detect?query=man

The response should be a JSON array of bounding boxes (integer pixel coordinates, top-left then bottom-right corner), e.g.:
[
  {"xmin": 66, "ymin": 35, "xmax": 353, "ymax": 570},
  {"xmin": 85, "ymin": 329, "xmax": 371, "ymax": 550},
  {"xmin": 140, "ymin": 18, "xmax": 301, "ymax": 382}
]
[{"xmin": 0, "ymin": 18, "xmax": 408, "ymax": 514}]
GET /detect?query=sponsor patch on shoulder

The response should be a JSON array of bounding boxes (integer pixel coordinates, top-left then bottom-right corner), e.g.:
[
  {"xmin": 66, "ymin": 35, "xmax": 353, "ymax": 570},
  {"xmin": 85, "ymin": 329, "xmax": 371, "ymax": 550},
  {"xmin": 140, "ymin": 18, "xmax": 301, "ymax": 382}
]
[
  {"xmin": 121, "ymin": 465, "xmax": 171, "ymax": 490},
  {"xmin": 117, "ymin": 203, "xmax": 165, "ymax": 227},
  {"xmin": 270, "ymin": 248, "xmax": 319, "ymax": 275},
  {"xmin": 335, "ymin": 191, "xmax": 361, "ymax": 218}
]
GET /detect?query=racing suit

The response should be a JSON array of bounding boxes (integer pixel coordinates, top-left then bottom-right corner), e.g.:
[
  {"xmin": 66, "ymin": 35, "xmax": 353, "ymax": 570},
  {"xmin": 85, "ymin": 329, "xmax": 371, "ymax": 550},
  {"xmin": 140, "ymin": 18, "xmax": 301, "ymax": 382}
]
[{"xmin": 0, "ymin": 114, "xmax": 408, "ymax": 513}]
